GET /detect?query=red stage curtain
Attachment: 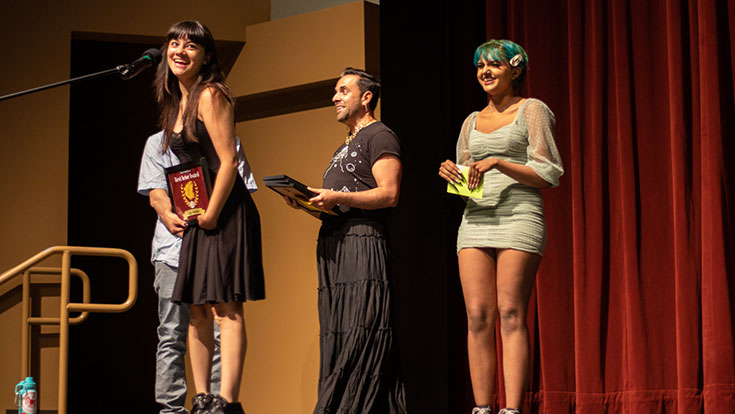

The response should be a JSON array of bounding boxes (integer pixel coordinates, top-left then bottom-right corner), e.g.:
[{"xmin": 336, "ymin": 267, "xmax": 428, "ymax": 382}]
[{"xmin": 484, "ymin": 0, "xmax": 735, "ymax": 412}]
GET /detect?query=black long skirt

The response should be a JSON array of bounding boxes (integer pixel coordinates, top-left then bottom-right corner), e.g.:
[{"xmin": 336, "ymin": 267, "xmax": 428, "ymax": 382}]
[
  {"xmin": 172, "ymin": 179, "xmax": 265, "ymax": 304},
  {"xmin": 315, "ymin": 218, "xmax": 407, "ymax": 414}
]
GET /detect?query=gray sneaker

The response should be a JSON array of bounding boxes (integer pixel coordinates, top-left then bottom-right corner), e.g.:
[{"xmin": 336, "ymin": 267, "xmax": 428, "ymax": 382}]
[
  {"xmin": 498, "ymin": 409, "xmax": 520, "ymax": 414},
  {"xmin": 472, "ymin": 408, "xmax": 493, "ymax": 414}
]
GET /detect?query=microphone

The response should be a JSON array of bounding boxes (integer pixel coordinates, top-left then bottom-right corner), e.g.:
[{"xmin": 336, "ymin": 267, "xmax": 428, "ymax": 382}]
[{"xmin": 119, "ymin": 48, "xmax": 162, "ymax": 80}]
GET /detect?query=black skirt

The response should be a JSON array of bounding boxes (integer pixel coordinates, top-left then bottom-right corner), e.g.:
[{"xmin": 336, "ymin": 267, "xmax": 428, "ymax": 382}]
[
  {"xmin": 315, "ymin": 218, "xmax": 407, "ymax": 414},
  {"xmin": 172, "ymin": 178, "xmax": 265, "ymax": 304}
]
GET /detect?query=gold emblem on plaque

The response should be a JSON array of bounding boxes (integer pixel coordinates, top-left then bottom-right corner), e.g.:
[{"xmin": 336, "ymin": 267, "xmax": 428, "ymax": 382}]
[{"xmin": 181, "ymin": 181, "xmax": 200, "ymax": 208}]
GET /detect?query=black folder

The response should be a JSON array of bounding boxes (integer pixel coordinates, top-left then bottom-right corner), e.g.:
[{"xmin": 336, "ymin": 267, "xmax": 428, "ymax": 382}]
[{"xmin": 263, "ymin": 175, "xmax": 339, "ymax": 219}]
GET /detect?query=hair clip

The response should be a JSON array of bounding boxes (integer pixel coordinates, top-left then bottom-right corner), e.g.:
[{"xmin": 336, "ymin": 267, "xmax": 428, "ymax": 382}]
[{"xmin": 509, "ymin": 54, "xmax": 523, "ymax": 67}]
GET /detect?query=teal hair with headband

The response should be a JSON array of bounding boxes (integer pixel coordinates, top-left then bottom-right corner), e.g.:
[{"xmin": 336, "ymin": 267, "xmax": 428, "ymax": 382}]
[{"xmin": 473, "ymin": 39, "xmax": 529, "ymax": 91}]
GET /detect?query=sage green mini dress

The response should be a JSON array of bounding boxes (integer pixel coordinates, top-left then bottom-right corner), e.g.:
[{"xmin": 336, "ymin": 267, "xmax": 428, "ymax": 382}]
[{"xmin": 456, "ymin": 98, "xmax": 563, "ymax": 256}]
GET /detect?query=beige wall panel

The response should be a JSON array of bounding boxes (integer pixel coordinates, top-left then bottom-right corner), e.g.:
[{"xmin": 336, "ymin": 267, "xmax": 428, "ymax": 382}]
[
  {"xmin": 38, "ymin": 289, "xmax": 61, "ymax": 408},
  {"xmin": 227, "ymin": 1, "xmax": 366, "ymax": 96},
  {"xmin": 0, "ymin": 90, "xmax": 69, "ymax": 273},
  {"xmin": 0, "ymin": 290, "xmax": 22, "ymax": 406},
  {"xmin": 39, "ymin": 345, "xmax": 61, "ymax": 409},
  {"xmin": 0, "ymin": 1, "xmax": 269, "ymax": 411}
]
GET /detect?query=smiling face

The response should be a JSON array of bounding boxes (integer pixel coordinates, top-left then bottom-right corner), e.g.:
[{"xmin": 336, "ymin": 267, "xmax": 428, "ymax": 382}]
[
  {"xmin": 166, "ymin": 36, "xmax": 208, "ymax": 87},
  {"xmin": 332, "ymin": 74, "xmax": 366, "ymax": 125},
  {"xmin": 476, "ymin": 57, "xmax": 519, "ymax": 96}
]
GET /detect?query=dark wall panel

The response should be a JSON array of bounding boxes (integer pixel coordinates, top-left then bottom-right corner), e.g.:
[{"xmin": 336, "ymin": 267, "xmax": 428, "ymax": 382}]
[
  {"xmin": 68, "ymin": 38, "xmax": 161, "ymax": 414},
  {"xmin": 381, "ymin": 2, "xmax": 488, "ymax": 412}
]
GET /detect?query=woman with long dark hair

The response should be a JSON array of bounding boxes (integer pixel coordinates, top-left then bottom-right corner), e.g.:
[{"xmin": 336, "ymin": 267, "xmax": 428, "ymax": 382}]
[
  {"xmin": 439, "ymin": 39, "xmax": 563, "ymax": 414},
  {"xmin": 154, "ymin": 20, "xmax": 265, "ymax": 414}
]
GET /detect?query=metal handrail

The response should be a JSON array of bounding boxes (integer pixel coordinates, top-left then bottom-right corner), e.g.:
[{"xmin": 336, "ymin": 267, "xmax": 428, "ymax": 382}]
[
  {"xmin": 0, "ymin": 246, "xmax": 138, "ymax": 414},
  {"xmin": 21, "ymin": 267, "xmax": 91, "ymax": 382},
  {"xmin": 23, "ymin": 267, "xmax": 92, "ymax": 325}
]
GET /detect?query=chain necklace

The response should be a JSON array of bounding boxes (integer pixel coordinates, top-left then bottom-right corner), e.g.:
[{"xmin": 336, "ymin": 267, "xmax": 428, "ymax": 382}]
[{"xmin": 345, "ymin": 119, "xmax": 377, "ymax": 145}]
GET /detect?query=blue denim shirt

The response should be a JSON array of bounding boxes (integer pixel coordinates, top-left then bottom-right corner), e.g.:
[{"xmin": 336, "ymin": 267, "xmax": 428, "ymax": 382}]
[{"xmin": 137, "ymin": 131, "xmax": 257, "ymax": 267}]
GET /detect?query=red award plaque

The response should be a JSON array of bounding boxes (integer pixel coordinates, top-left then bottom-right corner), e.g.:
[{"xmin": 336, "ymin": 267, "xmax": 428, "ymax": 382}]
[{"xmin": 165, "ymin": 158, "xmax": 212, "ymax": 223}]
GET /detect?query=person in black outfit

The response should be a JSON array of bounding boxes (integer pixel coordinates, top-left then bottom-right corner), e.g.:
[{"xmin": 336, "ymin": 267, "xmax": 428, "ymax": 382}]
[
  {"xmin": 284, "ymin": 68, "xmax": 407, "ymax": 413},
  {"xmin": 153, "ymin": 20, "xmax": 265, "ymax": 414}
]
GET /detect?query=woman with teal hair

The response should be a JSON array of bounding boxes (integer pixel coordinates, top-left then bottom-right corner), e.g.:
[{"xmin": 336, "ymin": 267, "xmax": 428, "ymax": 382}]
[{"xmin": 439, "ymin": 39, "xmax": 564, "ymax": 414}]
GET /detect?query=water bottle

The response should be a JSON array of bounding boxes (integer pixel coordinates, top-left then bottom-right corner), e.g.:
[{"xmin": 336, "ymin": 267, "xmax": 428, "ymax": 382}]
[{"xmin": 14, "ymin": 377, "xmax": 36, "ymax": 414}]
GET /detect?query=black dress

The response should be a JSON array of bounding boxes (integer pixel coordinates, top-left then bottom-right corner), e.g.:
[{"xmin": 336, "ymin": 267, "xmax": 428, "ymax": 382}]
[{"xmin": 170, "ymin": 120, "xmax": 265, "ymax": 304}]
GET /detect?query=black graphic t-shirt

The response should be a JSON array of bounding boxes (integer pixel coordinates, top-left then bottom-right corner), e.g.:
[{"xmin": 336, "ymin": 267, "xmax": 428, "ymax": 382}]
[{"xmin": 322, "ymin": 122, "xmax": 401, "ymax": 217}]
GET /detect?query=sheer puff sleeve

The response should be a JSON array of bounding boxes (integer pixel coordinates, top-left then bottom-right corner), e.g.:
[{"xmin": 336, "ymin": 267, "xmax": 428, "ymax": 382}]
[
  {"xmin": 456, "ymin": 112, "xmax": 478, "ymax": 166},
  {"xmin": 524, "ymin": 99, "xmax": 564, "ymax": 187}
]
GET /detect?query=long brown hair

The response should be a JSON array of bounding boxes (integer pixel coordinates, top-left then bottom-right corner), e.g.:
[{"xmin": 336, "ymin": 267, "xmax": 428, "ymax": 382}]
[{"xmin": 154, "ymin": 20, "xmax": 234, "ymax": 152}]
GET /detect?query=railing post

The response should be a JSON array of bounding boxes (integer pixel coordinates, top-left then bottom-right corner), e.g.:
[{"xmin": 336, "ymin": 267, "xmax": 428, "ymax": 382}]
[
  {"xmin": 58, "ymin": 250, "xmax": 71, "ymax": 414},
  {"xmin": 21, "ymin": 270, "xmax": 31, "ymax": 378}
]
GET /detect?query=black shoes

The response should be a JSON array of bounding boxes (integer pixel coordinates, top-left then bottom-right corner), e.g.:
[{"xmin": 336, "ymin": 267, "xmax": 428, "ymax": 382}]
[
  {"xmin": 190, "ymin": 393, "xmax": 244, "ymax": 414},
  {"xmin": 207, "ymin": 395, "xmax": 245, "ymax": 414},
  {"xmin": 191, "ymin": 393, "xmax": 214, "ymax": 414}
]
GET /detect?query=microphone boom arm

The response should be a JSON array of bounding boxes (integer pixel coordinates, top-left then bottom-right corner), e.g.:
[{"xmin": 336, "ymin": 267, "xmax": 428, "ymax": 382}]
[{"xmin": 0, "ymin": 64, "xmax": 128, "ymax": 102}]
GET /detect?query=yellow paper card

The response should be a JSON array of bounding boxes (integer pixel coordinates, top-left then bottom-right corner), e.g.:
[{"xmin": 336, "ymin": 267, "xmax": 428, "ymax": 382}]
[{"xmin": 446, "ymin": 165, "xmax": 483, "ymax": 199}]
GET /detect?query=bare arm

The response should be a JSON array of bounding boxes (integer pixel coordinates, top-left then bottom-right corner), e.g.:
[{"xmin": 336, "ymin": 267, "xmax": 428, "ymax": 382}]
[
  {"xmin": 439, "ymin": 112, "xmax": 475, "ymax": 185},
  {"xmin": 196, "ymin": 88, "xmax": 237, "ymax": 230},
  {"xmin": 308, "ymin": 154, "xmax": 402, "ymax": 210},
  {"xmin": 149, "ymin": 188, "xmax": 187, "ymax": 237}
]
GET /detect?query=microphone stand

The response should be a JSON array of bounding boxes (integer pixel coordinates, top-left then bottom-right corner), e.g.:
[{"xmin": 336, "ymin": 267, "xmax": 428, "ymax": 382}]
[{"xmin": 0, "ymin": 65, "xmax": 127, "ymax": 102}]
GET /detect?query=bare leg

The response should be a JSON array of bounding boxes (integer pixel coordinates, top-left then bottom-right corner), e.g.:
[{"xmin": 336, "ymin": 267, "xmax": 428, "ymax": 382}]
[
  {"xmin": 458, "ymin": 247, "xmax": 498, "ymax": 406},
  {"xmin": 495, "ymin": 249, "xmax": 540, "ymax": 409},
  {"xmin": 212, "ymin": 301, "xmax": 247, "ymax": 402},
  {"xmin": 188, "ymin": 304, "xmax": 215, "ymax": 394}
]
